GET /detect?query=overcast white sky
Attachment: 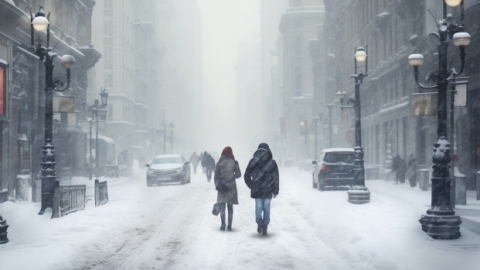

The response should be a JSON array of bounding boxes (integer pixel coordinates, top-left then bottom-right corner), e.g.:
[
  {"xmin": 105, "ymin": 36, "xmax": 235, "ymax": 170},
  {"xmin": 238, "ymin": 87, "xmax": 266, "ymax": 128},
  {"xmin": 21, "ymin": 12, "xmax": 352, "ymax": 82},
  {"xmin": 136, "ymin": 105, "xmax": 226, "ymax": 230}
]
[{"xmin": 198, "ymin": 0, "xmax": 260, "ymax": 154}]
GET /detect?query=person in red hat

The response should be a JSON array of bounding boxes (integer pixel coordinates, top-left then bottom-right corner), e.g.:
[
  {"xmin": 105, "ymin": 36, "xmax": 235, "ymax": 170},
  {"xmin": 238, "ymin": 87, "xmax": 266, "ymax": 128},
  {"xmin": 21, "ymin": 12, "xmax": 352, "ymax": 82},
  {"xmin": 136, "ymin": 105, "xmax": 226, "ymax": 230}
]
[{"xmin": 214, "ymin": 146, "xmax": 241, "ymax": 231}]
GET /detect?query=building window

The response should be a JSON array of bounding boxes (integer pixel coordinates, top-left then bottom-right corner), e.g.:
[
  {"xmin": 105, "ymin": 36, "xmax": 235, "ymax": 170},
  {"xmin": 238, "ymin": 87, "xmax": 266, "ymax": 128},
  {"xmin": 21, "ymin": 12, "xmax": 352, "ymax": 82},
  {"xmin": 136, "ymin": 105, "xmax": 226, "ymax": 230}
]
[
  {"xmin": 105, "ymin": 0, "xmax": 113, "ymax": 9},
  {"xmin": 295, "ymin": 66, "xmax": 302, "ymax": 96},
  {"xmin": 107, "ymin": 104, "xmax": 113, "ymax": 121},
  {"xmin": 104, "ymin": 21, "xmax": 113, "ymax": 37},
  {"xmin": 104, "ymin": 74, "xmax": 113, "ymax": 88},
  {"xmin": 295, "ymin": 37, "xmax": 302, "ymax": 55},
  {"xmin": 104, "ymin": 45, "xmax": 113, "ymax": 69}
]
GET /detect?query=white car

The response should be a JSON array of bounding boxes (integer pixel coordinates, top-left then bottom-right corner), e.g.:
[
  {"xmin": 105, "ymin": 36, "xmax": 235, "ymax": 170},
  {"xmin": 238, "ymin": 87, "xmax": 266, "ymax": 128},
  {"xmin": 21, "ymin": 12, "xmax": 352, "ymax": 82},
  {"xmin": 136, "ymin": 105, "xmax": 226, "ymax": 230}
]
[{"xmin": 146, "ymin": 155, "xmax": 191, "ymax": 186}]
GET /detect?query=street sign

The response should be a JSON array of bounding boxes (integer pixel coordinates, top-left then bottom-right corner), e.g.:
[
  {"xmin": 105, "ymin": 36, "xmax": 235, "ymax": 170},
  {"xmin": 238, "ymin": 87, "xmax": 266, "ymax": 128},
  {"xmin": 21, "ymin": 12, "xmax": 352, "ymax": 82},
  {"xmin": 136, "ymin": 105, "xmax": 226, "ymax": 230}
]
[
  {"xmin": 411, "ymin": 92, "xmax": 438, "ymax": 116},
  {"xmin": 53, "ymin": 96, "xmax": 75, "ymax": 113}
]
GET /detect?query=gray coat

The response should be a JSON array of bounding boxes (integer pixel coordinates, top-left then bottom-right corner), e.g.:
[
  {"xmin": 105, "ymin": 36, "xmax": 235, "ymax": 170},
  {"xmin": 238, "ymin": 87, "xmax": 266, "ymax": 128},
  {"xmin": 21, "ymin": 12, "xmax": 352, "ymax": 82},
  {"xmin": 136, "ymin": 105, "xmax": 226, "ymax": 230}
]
[{"xmin": 214, "ymin": 156, "xmax": 241, "ymax": 204}]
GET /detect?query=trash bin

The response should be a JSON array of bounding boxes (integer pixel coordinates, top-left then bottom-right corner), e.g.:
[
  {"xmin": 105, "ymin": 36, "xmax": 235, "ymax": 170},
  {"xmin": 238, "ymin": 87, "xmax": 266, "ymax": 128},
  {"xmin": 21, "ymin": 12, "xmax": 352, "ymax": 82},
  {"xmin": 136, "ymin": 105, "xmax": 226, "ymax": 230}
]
[
  {"xmin": 419, "ymin": 169, "xmax": 429, "ymax": 191},
  {"xmin": 455, "ymin": 175, "xmax": 467, "ymax": 205},
  {"xmin": 0, "ymin": 215, "xmax": 8, "ymax": 244}
]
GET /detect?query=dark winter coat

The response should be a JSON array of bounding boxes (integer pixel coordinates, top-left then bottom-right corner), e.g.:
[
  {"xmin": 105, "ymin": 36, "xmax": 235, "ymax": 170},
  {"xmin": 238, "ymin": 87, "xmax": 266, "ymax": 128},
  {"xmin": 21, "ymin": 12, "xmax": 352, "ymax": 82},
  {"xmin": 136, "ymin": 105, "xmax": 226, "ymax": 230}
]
[
  {"xmin": 407, "ymin": 155, "xmax": 417, "ymax": 184},
  {"xmin": 201, "ymin": 153, "xmax": 215, "ymax": 169},
  {"xmin": 391, "ymin": 155, "xmax": 406, "ymax": 173},
  {"xmin": 244, "ymin": 145, "xmax": 279, "ymax": 199},
  {"xmin": 214, "ymin": 156, "xmax": 241, "ymax": 204}
]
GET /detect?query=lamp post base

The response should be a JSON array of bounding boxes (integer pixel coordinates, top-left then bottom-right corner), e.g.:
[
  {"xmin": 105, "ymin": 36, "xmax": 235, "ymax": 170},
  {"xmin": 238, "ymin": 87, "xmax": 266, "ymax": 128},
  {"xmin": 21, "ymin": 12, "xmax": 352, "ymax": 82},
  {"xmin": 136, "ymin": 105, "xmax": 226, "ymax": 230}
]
[
  {"xmin": 419, "ymin": 212, "xmax": 462, "ymax": 239},
  {"xmin": 0, "ymin": 215, "xmax": 8, "ymax": 244},
  {"xmin": 347, "ymin": 186, "xmax": 370, "ymax": 204}
]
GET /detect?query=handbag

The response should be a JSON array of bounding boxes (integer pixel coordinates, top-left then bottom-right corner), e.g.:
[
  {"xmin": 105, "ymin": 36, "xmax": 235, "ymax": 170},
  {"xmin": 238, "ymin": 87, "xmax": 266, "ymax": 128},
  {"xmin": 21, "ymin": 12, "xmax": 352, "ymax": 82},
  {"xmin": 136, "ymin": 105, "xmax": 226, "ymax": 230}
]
[
  {"xmin": 215, "ymin": 176, "xmax": 229, "ymax": 192},
  {"xmin": 212, "ymin": 203, "xmax": 221, "ymax": 216}
]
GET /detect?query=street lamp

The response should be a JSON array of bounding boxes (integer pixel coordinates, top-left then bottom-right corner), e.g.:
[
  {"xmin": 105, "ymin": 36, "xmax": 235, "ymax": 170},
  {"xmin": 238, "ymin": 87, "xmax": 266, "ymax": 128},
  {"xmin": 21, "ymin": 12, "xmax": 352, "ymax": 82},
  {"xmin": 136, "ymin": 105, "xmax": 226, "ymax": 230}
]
[
  {"xmin": 169, "ymin": 122, "xmax": 175, "ymax": 154},
  {"xmin": 31, "ymin": 7, "xmax": 76, "ymax": 215},
  {"xmin": 89, "ymin": 88, "xmax": 109, "ymax": 179},
  {"xmin": 312, "ymin": 116, "xmax": 319, "ymax": 159},
  {"xmin": 407, "ymin": 0, "xmax": 470, "ymax": 239},
  {"xmin": 337, "ymin": 46, "xmax": 371, "ymax": 205},
  {"xmin": 327, "ymin": 104, "xmax": 334, "ymax": 148},
  {"xmin": 300, "ymin": 120, "xmax": 308, "ymax": 158}
]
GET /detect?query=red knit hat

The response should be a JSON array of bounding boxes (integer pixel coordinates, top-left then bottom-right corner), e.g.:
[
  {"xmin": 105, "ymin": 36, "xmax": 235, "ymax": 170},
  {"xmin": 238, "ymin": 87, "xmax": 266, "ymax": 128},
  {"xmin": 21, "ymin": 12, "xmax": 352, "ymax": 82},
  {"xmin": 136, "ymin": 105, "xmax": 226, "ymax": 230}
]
[{"xmin": 221, "ymin": 146, "xmax": 234, "ymax": 159}]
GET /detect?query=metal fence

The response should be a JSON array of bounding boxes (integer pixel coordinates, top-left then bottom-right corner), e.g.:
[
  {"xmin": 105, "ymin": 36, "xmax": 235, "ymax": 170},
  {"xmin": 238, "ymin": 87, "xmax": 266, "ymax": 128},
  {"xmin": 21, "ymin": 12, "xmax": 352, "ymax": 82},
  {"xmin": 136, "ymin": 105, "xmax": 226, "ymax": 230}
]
[
  {"xmin": 52, "ymin": 185, "xmax": 86, "ymax": 218},
  {"xmin": 95, "ymin": 179, "xmax": 109, "ymax": 207}
]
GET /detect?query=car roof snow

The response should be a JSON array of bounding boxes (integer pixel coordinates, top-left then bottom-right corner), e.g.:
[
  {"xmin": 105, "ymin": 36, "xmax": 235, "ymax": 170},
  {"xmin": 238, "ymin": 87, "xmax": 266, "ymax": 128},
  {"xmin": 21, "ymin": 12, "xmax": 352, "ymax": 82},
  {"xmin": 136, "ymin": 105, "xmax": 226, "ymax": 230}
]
[{"xmin": 321, "ymin": 148, "xmax": 355, "ymax": 153}]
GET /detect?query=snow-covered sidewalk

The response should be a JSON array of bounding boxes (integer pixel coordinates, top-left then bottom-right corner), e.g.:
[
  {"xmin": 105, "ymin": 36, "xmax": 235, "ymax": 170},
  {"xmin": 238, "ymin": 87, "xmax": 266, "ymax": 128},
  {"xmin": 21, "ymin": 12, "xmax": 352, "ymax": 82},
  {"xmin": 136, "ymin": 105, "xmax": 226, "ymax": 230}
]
[{"xmin": 0, "ymin": 168, "xmax": 479, "ymax": 270}]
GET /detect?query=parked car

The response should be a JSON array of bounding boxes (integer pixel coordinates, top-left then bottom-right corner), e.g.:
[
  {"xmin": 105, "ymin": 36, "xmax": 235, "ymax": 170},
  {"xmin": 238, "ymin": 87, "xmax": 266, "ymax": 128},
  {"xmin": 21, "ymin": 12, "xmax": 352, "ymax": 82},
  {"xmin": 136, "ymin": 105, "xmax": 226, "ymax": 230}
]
[
  {"xmin": 312, "ymin": 148, "xmax": 355, "ymax": 191},
  {"xmin": 146, "ymin": 154, "xmax": 191, "ymax": 186}
]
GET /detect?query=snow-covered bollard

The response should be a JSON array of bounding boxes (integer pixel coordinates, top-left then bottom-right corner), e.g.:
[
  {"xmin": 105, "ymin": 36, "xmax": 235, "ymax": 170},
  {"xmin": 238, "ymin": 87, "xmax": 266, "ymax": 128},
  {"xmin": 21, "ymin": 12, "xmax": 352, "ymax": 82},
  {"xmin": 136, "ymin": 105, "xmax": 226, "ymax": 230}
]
[{"xmin": 0, "ymin": 215, "xmax": 8, "ymax": 244}]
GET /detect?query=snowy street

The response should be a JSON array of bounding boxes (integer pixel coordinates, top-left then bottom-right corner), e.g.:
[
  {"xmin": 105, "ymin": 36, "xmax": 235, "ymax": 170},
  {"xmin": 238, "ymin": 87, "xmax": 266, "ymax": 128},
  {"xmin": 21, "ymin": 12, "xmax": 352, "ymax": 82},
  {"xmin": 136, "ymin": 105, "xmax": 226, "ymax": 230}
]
[{"xmin": 1, "ymin": 167, "xmax": 480, "ymax": 270}]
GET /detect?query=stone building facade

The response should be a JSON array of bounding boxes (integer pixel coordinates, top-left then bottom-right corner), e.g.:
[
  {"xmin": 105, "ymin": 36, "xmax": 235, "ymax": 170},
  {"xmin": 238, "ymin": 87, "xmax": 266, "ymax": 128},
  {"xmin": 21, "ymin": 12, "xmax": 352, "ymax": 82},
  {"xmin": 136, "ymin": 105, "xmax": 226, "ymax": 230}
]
[
  {"xmin": 322, "ymin": 0, "xmax": 480, "ymax": 188},
  {"xmin": 0, "ymin": 0, "xmax": 99, "ymax": 201},
  {"xmin": 278, "ymin": 0, "xmax": 324, "ymax": 162}
]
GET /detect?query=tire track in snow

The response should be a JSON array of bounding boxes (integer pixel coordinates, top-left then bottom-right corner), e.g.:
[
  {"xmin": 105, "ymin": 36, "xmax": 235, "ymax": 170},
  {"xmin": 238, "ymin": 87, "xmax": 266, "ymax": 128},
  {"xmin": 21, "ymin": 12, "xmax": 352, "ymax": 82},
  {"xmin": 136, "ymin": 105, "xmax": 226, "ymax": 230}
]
[{"xmin": 53, "ymin": 174, "xmax": 213, "ymax": 270}]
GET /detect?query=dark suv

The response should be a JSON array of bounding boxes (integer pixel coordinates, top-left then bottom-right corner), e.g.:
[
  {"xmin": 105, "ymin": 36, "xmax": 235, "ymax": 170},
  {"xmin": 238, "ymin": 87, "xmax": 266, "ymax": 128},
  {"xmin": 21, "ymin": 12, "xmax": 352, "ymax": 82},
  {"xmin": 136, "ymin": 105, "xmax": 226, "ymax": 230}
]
[{"xmin": 312, "ymin": 148, "xmax": 355, "ymax": 191}]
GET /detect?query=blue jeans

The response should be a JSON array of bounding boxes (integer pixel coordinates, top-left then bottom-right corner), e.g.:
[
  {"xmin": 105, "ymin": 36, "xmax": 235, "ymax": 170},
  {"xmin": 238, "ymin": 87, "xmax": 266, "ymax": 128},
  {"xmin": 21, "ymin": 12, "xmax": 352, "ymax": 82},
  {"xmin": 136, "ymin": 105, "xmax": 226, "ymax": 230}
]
[{"xmin": 255, "ymin": 198, "xmax": 271, "ymax": 226}]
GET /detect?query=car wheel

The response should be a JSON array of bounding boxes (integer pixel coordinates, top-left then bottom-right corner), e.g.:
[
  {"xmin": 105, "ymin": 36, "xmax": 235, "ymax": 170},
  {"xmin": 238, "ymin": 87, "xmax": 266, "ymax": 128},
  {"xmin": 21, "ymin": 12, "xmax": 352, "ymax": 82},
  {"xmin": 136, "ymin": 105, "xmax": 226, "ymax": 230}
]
[
  {"xmin": 147, "ymin": 179, "xmax": 153, "ymax": 187},
  {"xmin": 318, "ymin": 175, "xmax": 325, "ymax": 191},
  {"xmin": 312, "ymin": 174, "xmax": 317, "ymax": 189},
  {"xmin": 188, "ymin": 174, "xmax": 191, "ymax": 183}
]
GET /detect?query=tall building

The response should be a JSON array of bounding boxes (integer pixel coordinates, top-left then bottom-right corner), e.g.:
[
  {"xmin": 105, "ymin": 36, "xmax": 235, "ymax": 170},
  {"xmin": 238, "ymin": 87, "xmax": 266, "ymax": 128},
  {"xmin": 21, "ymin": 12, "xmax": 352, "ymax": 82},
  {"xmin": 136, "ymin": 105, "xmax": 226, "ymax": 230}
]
[
  {"xmin": 278, "ymin": 0, "xmax": 324, "ymax": 162},
  {"xmin": 0, "ymin": 0, "xmax": 99, "ymax": 200},
  {"xmin": 260, "ymin": 0, "xmax": 288, "ymax": 158},
  {"xmin": 321, "ymin": 0, "xmax": 480, "ymax": 188},
  {"xmin": 92, "ymin": 0, "xmax": 202, "ymax": 161},
  {"xmin": 92, "ymin": 0, "xmax": 161, "ymax": 161},
  {"xmin": 161, "ymin": 0, "xmax": 203, "ymax": 155}
]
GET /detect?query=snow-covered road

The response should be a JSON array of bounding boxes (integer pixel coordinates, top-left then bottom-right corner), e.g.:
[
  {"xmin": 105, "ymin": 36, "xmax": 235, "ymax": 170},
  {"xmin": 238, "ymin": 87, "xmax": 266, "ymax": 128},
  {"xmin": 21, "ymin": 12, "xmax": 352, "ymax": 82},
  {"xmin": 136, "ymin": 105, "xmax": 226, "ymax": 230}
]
[{"xmin": 1, "ymin": 167, "xmax": 480, "ymax": 270}]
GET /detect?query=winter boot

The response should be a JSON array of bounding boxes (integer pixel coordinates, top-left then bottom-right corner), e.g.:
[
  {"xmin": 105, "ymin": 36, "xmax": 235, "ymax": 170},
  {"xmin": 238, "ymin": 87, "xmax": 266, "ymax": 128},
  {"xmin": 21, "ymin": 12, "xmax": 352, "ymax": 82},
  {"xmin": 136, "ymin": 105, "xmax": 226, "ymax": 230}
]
[
  {"xmin": 220, "ymin": 215, "xmax": 226, "ymax": 231},
  {"xmin": 257, "ymin": 224, "xmax": 262, "ymax": 234},
  {"xmin": 227, "ymin": 214, "xmax": 233, "ymax": 231},
  {"xmin": 262, "ymin": 224, "xmax": 268, "ymax": 235}
]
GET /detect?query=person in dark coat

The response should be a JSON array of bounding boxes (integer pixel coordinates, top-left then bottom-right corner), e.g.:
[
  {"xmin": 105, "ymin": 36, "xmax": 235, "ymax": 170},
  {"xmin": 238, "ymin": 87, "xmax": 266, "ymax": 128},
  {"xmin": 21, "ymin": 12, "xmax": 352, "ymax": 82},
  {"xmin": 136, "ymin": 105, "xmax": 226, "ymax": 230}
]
[
  {"xmin": 392, "ymin": 154, "xmax": 407, "ymax": 184},
  {"xmin": 199, "ymin": 152, "xmax": 205, "ymax": 174},
  {"xmin": 406, "ymin": 154, "xmax": 417, "ymax": 187},
  {"xmin": 244, "ymin": 143, "xmax": 279, "ymax": 235},
  {"xmin": 214, "ymin": 147, "xmax": 241, "ymax": 231},
  {"xmin": 202, "ymin": 151, "xmax": 215, "ymax": 181}
]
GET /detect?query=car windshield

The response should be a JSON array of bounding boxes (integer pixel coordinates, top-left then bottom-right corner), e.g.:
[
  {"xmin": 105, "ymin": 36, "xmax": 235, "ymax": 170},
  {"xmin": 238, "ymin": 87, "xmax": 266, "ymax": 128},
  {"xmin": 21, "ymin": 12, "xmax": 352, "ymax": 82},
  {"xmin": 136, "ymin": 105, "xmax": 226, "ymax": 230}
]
[
  {"xmin": 324, "ymin": 152, "xmax": 355, "ymax": 164},
  {"xmin": 151, "ymin": 156, "xmax": 183, "ymax": 165}
]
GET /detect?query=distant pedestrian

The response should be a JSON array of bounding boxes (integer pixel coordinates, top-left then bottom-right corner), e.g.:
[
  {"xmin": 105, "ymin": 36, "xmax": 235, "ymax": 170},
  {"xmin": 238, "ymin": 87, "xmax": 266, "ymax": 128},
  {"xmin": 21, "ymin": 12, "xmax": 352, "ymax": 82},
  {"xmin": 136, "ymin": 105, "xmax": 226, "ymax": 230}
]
[
  {"xmin": 244, "ymin": 143, "xmax": 279, "ymax": 235},
  {"xmin": 407, "ymin": 154, "xmax": 417, "ymax": 187},
  {"xmin": 214, "ymin": 147, "xmax": 241, "ymax": 231},
  {"xmin": 392, "ymin": 154, "xmax": 406, "ymax": 184},
  {"xmin": 190, "ymin": 152, "xmax": 200, "ymax": 174},
  {"xmin": 199, "ymin": 152, "xmax": 205, "ymax": 174},
  {"xmin": 202, "ymin": 151, "xmax": 215, "ymax": 181}
]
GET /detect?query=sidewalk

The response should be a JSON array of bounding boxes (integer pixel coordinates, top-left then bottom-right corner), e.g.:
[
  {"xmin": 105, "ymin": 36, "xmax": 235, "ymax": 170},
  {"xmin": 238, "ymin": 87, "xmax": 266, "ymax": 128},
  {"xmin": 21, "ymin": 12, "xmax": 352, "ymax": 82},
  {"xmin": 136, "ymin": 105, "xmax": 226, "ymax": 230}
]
[{"xmin": 371, "ymin": 178, "xmax": 480, "ymax": 236}]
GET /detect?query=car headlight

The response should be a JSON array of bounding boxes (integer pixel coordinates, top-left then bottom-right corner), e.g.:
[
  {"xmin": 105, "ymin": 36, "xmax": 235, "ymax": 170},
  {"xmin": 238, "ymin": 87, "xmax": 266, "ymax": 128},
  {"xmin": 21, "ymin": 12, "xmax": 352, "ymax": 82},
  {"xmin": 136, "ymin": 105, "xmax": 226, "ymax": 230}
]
[{"xmin": 147, "ymin": 170, "xmax": 155, "ymax": 175}]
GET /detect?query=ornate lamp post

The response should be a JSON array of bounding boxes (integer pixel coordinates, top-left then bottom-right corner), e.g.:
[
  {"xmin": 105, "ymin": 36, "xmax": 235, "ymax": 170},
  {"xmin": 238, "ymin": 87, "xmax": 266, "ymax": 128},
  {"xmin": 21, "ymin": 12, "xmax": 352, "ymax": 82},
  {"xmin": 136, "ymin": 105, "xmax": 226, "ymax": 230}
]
[
  {"xmin": 300, "ymin": 120, "xmax": 308, "ymax": 159},
  {"xmin": 31, "ymin": 7, "xmax": 76, "ymax": 215},
  {"xmin": 407, "ymin": 0, "xmax": 470, "ymax": 239},
  {"xmin": 337, "ymin": 46, "xmax": 371, "ymax": 204},
  {"xmin": 169, "ymin": 122, "xmax": 175, "ymax": 154},
  {"xmin": 327, "ymin": 104, "xmax": 334, "ymax": 148},
  {"xmin": 89, "ymin": 88, "xmax": 109, "ymax": 179}
]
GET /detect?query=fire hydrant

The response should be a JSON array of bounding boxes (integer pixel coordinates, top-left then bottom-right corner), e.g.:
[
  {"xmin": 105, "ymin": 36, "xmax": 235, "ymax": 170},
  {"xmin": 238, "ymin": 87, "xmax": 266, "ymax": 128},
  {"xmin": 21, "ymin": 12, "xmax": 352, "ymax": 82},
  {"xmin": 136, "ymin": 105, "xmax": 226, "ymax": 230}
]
[{"xmin": 0, "ymin": 215, "xmax": 8, "ymax": 244}]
